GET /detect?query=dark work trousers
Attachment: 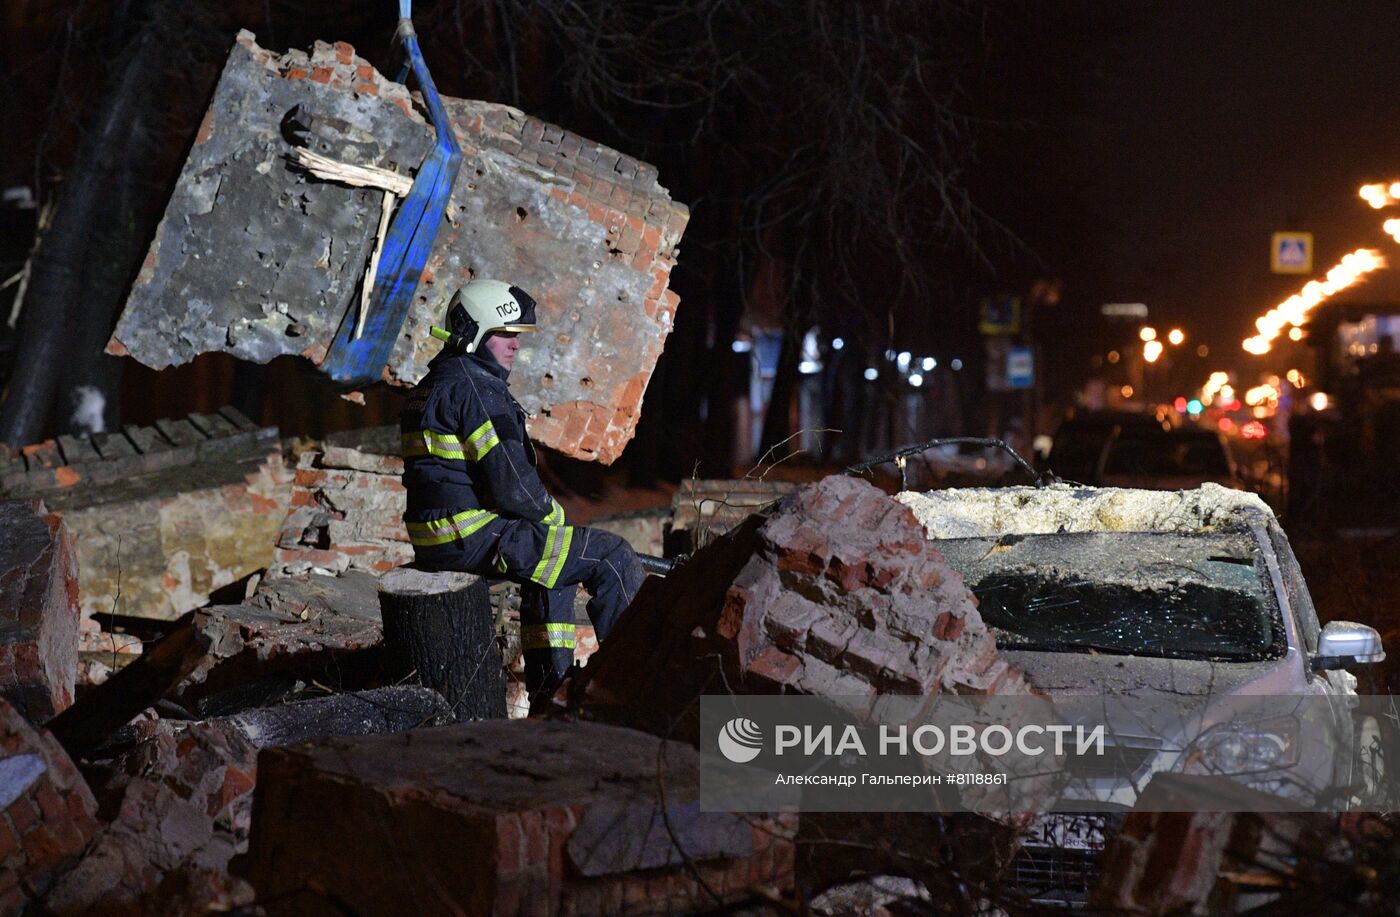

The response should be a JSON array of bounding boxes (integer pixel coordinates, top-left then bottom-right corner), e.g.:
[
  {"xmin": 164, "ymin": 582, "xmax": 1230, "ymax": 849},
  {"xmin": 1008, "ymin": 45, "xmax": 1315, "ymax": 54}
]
[{"xmin": 413, "ymin": 517, "xmax": 646, "ymax": 711}]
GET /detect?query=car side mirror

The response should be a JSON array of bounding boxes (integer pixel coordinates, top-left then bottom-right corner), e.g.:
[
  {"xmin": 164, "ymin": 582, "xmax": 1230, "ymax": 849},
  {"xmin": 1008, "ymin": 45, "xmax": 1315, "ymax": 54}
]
[{"xmin": 1313, "ymin": 620, "xmax": 1386, "ymax": 669}]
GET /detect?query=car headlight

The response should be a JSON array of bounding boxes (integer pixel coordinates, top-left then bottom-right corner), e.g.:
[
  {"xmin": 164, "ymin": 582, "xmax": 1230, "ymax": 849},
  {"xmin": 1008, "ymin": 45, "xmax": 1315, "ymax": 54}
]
[{"xmin": 1181, "ymin": 716, "xmax": 1299, "ymax": 775}]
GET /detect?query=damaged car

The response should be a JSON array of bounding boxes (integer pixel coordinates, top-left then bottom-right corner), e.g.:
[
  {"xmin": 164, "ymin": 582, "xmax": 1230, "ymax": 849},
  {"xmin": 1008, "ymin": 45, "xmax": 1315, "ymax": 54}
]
[{"xmin": 898, "ymin": 482, "xmax": 1387, "ymax": 904}]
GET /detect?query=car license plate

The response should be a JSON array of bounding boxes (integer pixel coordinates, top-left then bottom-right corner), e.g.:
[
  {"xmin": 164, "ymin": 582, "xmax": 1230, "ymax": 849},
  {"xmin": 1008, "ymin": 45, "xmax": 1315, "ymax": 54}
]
[{"xmin": 1026, "ymin": 813, "xmax": 1109, "ymax": 851}]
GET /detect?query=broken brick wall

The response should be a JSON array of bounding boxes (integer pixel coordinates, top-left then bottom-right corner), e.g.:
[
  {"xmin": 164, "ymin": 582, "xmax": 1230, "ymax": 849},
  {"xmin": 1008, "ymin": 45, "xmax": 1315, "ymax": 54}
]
[
  {"xmin": 0, "ymin": 698, "xmax": 100, "ymax": 910},
  {"xmin": 269, "ymin": 433, "xmax": 411, "ymax": 578},
  {"xmin": 113, "ymin": 33, "xmax": 688, "ymax": 464},
  {"xmin": 41, "ymin": 718, "xmax": 259, "ymax": 914},
  {"xmin": 1, "ymin": 409, "xmax": 292, "ymax": 622},
  {"xmin": 42, "ymin": 688, "xmax": 450, "ymax": 915},
  {"xmin": 578, "ymin": 475, "xmax": 1030, "ymax": 737},
  {"xmin": 1091, "ymin": 775, "xmax": 1348, "ymax": 915},
  {"xmin": 0, "ymin": 499, "xmax": 79, "ymax": 722}
]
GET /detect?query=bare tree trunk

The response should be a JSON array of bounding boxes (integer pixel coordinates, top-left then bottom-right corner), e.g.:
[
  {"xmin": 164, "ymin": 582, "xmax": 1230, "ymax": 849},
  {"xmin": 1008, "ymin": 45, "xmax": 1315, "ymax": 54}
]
[
  {"xmin": 756, "ymin": 330, "xmax": 798, "ymax": 463},
  {"xmin": 0, "ymin": 10, "xmax": 162, "ymax": 445}
]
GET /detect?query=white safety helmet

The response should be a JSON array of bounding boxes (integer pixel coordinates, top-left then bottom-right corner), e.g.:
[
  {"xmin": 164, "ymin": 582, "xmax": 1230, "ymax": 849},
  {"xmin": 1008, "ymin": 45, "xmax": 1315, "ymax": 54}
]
[{"xmin": 430, "ymin": 279, "xmax": 538, "ymax": 353}]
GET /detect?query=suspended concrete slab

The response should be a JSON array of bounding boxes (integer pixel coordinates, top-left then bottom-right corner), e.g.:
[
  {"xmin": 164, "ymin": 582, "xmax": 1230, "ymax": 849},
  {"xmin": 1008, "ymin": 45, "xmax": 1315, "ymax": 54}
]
[{"xmin": 110, "ymin": 32, "xmax": 688, "ymax": 464}]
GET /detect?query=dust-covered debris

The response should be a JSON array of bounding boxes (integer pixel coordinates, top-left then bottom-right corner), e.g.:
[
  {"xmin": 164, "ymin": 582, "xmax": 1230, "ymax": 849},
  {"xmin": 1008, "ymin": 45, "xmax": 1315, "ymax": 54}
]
[
  {"xmin": 578, "ymin": 475, "xmax": 1033, "ymax": 741},
  {"xmin": 898, "ymin": 482, "xmax": 1272, "ymax": 540},
  {"xmin": 44, "ymin": 687, "xmax": 450, "ymax": 915},
  {"xmin": 0, "ymin": 697, "xmax": 99, "ymax": 912}
]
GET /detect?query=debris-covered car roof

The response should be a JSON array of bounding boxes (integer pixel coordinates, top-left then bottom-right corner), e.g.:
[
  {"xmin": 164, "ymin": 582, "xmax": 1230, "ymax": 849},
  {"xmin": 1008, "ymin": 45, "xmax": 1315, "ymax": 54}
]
[{"xmin": 897, "ymin": 482, "xmax": 1273, "ymax": 539}]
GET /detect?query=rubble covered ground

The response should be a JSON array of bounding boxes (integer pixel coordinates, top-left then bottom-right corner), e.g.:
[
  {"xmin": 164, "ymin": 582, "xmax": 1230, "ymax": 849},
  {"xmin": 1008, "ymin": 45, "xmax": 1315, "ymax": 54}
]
[
  {"xmin": 0, "ymin": 440, "xmax": 1042, "ymax": 914},
  {"xmin": 4, "ymin": 417, "xmax": 1400, "ymax": 912}
]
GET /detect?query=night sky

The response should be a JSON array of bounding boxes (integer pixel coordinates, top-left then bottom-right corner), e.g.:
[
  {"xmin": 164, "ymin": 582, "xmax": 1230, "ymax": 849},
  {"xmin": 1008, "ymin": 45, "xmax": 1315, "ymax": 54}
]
[
  {"xmin": 7, "ymin": 1, "xmax": 1400, "ymax": 411},
  {"xmin": 986, "ymin": 1, "xmax": 1400, "ymax": 396}
]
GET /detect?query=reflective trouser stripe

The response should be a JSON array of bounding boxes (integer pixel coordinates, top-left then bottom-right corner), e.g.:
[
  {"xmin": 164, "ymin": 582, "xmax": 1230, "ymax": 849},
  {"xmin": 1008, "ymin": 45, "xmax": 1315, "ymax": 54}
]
[
  {"xmin": 529, "ymin": 525, "xmax": 573, "ymax": 589},
  {"xmin": 405, "ymin": 509, "xmax": 498, "ymax": 547},
  {"xmin": 521, "ymin": 622, "xmax": 576, "ymax": 650},
  {"xmin": 401, "ymin": 429, "xmax": 465, "ymax": 460}
]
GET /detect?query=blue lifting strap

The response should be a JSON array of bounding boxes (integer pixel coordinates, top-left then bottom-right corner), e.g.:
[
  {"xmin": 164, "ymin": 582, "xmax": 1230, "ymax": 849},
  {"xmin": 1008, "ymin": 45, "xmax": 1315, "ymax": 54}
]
[{"xmin": 322, "ymin": 0, "xmax": 462, "ymax": 386}]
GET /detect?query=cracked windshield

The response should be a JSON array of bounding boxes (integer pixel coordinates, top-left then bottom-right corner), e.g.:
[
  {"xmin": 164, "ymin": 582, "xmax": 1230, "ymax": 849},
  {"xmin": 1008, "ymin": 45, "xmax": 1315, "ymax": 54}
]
[{"xmin": 937, "ymin": 531, "xmax": 1283, "ymax": 662}]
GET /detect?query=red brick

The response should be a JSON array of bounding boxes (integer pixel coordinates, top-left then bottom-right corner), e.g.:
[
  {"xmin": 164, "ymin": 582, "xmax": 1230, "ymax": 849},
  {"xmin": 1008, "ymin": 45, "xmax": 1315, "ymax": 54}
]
[
  {"xmin": 33, "ymin": 782, "xmax": 65, "ymax": 823},
  {"xmin": 293, "ymin": 468, "xmax": 328, "ymax": 487},
  {"xmin": 333, "ymin": 41, "xmax": 353, "ymax": 64},
  {"xmin": 310, "ymin": 67, "xmax": 333, "ymax": 84},
  {"xmin": 496, "ymin": 813, "xmax": 524, "ymax": 876},
  {"xmin": 932, "ymin": 611, "xmax": 964, "ymax": 642},
  {"xmin": 22, "ymin": 824, "xmax": 66, "ymax": 865},
  {"xmin": 6, "ymin": 798, "xmax": 37, "ymax": 834},
  {"xmin": 65, "ymin": 789, "xmax": 93, "ymax": 823},
  {"xmin": 520, "ymin": 810, "xmax": 548, "ymax": 867},
  {"xmin": 194, "ymin": 109, "xmax": 216, "ymax": 145},
  {"xmin": 356, "ymin": 82, "xmax": 379, "ymax": 96},
  {"xmin": 0, "ymin": 821, "xmax": 17, "ymax": 861},
  {"xmin": 616, "ymin": 224, "xmax": 642, "ymax": 255},
  {"xmin": 747, "ymin": 645, "xmax": 801, "ymax": 687}
]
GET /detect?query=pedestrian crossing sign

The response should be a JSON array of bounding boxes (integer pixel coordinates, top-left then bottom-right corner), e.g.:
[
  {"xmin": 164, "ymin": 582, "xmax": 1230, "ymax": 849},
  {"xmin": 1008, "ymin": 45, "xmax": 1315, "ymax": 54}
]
[{"xmin": 1271, "ymin": 232, "xmax": 1313, "ymax": 274}]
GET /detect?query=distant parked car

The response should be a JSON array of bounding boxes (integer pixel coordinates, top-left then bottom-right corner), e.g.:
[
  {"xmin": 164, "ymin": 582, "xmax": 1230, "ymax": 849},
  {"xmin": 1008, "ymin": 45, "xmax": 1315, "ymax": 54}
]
[
  {"xmin": 1044, "ymin": 410, "xmax": 1170, "ymax": 485},
  {"xmin": 1098, "ymin": 426, "xmax": 1240, "ymax": 490}
]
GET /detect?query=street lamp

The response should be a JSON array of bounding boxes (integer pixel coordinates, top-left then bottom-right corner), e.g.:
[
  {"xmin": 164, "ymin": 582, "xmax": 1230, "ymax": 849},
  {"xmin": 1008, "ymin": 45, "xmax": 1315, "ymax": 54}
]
[{"xmin": 1167, "ymin": 328, "xmax": 1185, "ymax": 346}]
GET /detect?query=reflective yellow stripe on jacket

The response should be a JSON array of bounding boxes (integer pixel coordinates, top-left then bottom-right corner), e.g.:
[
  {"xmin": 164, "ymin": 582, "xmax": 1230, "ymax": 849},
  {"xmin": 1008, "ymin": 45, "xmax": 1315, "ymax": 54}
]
[
  {"xmin": 529, "ymin": 525, "xmax": 573, "ymax": 589},
  {"xmin": 401, "ymin": 420, "xmax": 500, "ymax": 463},
  {"xmin": 521, "ymin": 622, "xmax": 576, "ymax": 650},
  {"xmin": 405, "ymin": 508, "xmax": 499, "ymax": 547},
  {"xmin": 541, "ymin": 498, "xmax": 565, "ymax": 525}
]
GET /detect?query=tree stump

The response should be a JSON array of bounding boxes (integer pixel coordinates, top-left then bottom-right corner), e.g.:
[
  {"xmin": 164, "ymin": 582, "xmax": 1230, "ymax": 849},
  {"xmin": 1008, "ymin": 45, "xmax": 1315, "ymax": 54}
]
[{"xmin": 377, "ymin": 568, "xmax": 505, "ymax": 722}]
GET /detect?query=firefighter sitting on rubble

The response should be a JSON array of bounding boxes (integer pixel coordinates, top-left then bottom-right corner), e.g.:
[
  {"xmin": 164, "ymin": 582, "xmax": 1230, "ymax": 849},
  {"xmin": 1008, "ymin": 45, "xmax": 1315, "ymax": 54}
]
[{"xmin": 400, "ymin": 279, "xmax": 646, "ymax": 712}]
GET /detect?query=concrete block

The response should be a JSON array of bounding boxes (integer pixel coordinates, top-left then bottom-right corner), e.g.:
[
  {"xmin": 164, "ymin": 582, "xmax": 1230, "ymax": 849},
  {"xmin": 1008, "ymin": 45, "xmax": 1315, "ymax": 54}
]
[
  {"xmin": 0, "ymin": 499, "xmax": 79, "ymax": 723},
  {"xmin": 245, "ymin": 718, "xmax": 793, "ymax": 915}
]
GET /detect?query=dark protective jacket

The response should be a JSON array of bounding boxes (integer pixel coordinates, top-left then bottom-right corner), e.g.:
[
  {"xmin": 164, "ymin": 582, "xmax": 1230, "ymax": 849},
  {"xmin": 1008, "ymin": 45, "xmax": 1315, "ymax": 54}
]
[{"xmin": 400, "ymin": 350, "xmax": 565, "ymax": 529}]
